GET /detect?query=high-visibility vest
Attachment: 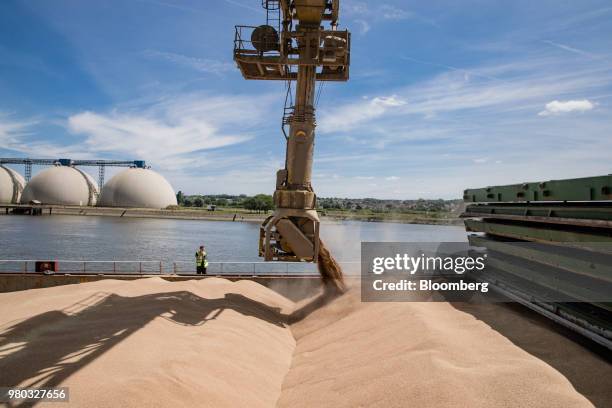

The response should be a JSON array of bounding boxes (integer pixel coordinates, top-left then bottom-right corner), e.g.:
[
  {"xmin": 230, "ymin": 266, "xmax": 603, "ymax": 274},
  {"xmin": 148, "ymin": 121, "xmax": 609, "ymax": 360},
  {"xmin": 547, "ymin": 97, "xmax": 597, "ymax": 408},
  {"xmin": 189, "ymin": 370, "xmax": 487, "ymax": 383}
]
[{"xmin": 195, "ymin": 251, "xmax": 209, "ymax": 267}]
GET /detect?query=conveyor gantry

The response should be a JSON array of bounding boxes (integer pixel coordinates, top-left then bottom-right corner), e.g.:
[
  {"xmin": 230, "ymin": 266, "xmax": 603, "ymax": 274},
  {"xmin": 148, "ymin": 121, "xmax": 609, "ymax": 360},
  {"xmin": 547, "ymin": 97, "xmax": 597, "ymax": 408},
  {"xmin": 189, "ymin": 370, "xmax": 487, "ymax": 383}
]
[{"xmin": 0, "ymin": 157, "xmax": 147, "ymax": 187}]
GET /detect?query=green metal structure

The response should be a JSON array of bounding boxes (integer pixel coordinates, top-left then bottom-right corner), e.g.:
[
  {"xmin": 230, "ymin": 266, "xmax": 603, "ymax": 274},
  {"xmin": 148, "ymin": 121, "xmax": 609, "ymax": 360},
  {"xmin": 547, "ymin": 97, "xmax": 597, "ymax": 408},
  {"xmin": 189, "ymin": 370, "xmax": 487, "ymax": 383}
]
[
  {"xmin": 464, "ymin": 174, "xmax": 612, "ymax": 203},
  {"xmin": 462, "ymin": 174, "xmax": 612, "ymax": 350}
]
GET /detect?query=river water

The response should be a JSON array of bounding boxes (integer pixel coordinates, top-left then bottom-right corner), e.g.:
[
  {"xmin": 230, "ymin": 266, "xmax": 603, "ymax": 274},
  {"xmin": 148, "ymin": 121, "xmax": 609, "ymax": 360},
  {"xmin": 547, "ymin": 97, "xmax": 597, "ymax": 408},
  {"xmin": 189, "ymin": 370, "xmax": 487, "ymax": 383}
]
[{"xmin": 0, "ymin": 215, "xmax": 466, "ymax": 272}]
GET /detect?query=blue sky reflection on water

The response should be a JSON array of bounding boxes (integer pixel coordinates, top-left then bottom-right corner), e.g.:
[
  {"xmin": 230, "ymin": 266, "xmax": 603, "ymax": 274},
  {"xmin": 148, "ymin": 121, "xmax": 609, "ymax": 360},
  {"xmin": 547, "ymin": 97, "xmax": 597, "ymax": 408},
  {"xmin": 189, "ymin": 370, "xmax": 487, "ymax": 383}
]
[{"xmin": 0, "ymin": 216, "xmax": 466, "ymax": 265}]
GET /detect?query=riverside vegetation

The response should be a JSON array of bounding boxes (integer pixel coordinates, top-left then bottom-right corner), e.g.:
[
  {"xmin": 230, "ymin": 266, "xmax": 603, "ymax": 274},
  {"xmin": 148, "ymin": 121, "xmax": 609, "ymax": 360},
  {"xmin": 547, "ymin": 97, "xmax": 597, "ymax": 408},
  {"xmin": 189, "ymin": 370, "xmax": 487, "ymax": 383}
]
[{"xmin": 174, "ymin": 192, "xmax": 463, "ymax": 225}]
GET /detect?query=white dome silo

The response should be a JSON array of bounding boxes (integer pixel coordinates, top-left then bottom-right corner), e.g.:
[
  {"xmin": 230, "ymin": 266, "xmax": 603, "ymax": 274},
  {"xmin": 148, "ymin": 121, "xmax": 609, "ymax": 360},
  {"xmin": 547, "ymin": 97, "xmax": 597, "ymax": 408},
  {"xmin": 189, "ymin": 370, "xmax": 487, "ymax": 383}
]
[
  {"xmin": 21, "ymin": 165, "xmax": 99, "ymax": 206},
  {"xmin": 99, "ymin": 168, "xmax": 177, "ymax": 209},
  {"xmin": 0, "ymin": 165, "xmax": 26, "ymax": 204}
]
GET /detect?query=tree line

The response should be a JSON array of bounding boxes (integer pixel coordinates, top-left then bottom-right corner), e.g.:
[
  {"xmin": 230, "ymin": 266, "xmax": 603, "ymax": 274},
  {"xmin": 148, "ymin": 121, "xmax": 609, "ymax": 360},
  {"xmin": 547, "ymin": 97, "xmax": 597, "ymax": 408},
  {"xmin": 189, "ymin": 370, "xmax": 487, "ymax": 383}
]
[
  {"xmin": 175, "ymin": 191, "xmax": 460, "ymax": 214},
  {"xmin": 176, "ymin": 192, "xmax": 273, "ymax": 213}
]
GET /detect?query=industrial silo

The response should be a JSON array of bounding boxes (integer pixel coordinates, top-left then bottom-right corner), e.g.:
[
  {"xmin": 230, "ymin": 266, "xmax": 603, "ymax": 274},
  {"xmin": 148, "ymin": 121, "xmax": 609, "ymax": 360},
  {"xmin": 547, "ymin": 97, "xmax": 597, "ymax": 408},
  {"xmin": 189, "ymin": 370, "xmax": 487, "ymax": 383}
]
[
  {"xmin": 0, "ymin": 165, "xmax": 26, "ymax": 204},
  {"xmin": 21, "ymin": 165, "xmax": 99, "ymax": 206},
  {"xmin": 99, "ymin": 168, "xmax": 177, "ymax": 209}
]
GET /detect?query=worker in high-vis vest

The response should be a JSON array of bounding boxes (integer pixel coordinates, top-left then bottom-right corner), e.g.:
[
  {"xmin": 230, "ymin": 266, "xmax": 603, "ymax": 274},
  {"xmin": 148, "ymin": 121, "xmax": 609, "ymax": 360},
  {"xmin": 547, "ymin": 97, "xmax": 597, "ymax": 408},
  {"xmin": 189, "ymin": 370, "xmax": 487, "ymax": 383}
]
[{"xmin": 195, "ymin": 245, "xmax": 208, "ymax": 275}]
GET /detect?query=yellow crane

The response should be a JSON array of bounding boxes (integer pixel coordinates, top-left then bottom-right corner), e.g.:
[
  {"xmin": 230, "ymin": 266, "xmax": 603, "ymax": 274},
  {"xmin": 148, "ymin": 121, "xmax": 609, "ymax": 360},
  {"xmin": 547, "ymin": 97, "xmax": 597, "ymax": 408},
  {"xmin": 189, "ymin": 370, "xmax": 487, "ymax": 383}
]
[{"xmin": 233, "ymin": 0, "xmax": 350, "ymax": 291}]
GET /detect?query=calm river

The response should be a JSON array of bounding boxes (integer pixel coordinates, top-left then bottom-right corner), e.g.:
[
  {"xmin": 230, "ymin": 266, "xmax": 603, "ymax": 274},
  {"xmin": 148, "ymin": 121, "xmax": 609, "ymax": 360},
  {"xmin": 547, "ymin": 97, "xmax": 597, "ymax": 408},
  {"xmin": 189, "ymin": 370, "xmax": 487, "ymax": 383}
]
[{"xmin": 0, "ymin": 215, "xmax": 466, "ymax": 272}]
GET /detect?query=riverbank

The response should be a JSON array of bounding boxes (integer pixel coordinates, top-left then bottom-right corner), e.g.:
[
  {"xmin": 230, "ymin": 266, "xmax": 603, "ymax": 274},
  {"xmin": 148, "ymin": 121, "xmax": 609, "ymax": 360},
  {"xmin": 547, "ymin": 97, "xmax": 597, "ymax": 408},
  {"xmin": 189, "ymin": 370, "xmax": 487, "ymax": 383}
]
[
  {"xmin": 1, "ymin": 204, "xmax": 462, "ymax": 225},
  {"xmin": 55, "ymin": 205, "xmax": 267, "ymax": 222},
  {"xmin": 320, "ymin": 210, "xmax": 462, "ymax": 225}
]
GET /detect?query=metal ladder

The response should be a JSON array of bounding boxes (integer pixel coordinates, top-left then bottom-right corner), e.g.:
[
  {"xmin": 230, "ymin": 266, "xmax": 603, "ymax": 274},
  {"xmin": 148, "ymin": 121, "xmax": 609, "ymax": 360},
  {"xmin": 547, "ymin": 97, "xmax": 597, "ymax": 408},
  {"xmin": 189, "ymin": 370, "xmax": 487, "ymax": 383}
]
[{"xmin": 262, "ymin": 0, "xmax": 281, "ymax": 33}]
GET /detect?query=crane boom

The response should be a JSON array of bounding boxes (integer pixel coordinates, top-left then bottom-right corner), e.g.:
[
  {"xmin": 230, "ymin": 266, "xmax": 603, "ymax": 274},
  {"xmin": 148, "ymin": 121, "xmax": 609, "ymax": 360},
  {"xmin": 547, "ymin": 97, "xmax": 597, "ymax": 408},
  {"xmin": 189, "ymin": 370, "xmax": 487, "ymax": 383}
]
[{"xmin": 233, "ymin": 0, "xmax": 350, "ymax": 289}]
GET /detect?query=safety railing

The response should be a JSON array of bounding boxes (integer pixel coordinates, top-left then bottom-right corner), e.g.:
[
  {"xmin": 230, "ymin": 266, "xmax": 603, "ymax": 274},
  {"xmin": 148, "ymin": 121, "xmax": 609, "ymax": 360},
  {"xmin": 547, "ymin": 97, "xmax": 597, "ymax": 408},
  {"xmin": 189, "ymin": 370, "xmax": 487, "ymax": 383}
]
[
  {"xmin": 0, "ymin": 260, "xmax": 361, "ymax": 276},
  {"xmin": 234, "ymin": 25, "xmax": 281, "ymax": 57},
  {"xmin": 172, "ymin": 261, "xmax": 319, "ymax": 275},
  {"xmin": 0, "ymin": 260, "xmax": 164, "ymax": 275}
]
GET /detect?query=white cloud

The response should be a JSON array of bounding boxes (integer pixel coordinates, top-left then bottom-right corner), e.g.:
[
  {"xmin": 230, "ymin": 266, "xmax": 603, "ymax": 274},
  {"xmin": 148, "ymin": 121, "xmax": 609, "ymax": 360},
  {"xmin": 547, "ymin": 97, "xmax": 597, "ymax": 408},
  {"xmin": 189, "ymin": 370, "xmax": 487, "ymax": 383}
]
[
  {"xmin": 320, "ymin": 54, "xmax": 610, "ymax": 135},
  {"xmin": 310, "ymin": 53, "xmax": 612, "ymax": 199},
  {"xmin": 319, "ymin": 95, "xmax": 406, "ymax": 133},
  {"xmin": 344, "ymin": 2, "xmax": 435, "ymax": 33},
  {"xmin": 379, "ymin": 5, "xmax": 413, "ymax": 20},
  {"xmin": 538, "ymin": 99, "xmax": 595, "ymax": 116},
  {"xmin": 0, "ymin": 115, "xmax": 38, "ymax": 151},
  {"xmin": 4, "ymin": 33, "xmax": 611, "ymax": 200},
  {"xmin": 1, "ymin": 93, "xmax": 275, "ymax": 174},
  {"xmin": 344, "ymin": 1, "xmax": 370, "ymax": 16},
  {"xmin": 143, "ymin": 50, "xmax": 234, "ymax": 75},
  {"xmin": 169, "ymin": 156, "xmax": 280, "ymax": 195},
  {"xmin": 63, "ymin": 93, "xmax": 275, "ymax": 166},
  {"xmin": 353, "ymin": 19, "xmax": 370, "ymax": 34},
  {"xmin": 68, "ymin": 111, "xmax": 244, "ymax": 160},
  {"xmin": 0, "ymin": 114, "xmax": 33, "ymax": 136},
  {"xmin": 541, "ymin": 40, "xmax": 596, "ymax": 59},
  {"xmin": 0, "ymin": 114, "xmax": 97, "ymax": 160},
  {"xmin": 385, "ymin": 176, "xmax": 400, "ymax": 181},
  {"xmin": 374, "ymin": 95, "xmax": 407, "ymax": 107},
  {"xmin": 346, "ymin": 2, "xmax": 414, "ymax": 21}
]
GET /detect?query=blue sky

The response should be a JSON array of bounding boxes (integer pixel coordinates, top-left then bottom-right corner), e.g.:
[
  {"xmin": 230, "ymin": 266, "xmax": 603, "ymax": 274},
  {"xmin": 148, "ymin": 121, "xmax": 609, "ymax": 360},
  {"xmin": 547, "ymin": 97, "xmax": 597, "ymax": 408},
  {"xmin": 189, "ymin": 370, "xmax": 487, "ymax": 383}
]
[{"xmin": 1, "ymin": 0, "xmax": 611, "ymax": 199}]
